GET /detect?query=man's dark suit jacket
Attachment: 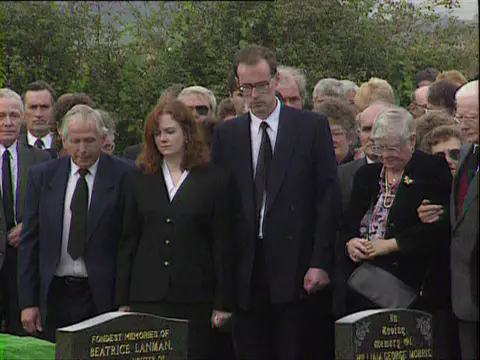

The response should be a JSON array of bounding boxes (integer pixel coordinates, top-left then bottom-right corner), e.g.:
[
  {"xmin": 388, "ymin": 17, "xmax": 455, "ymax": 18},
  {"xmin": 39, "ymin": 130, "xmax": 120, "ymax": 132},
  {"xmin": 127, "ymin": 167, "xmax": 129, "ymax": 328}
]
[
  {"xmin": 338, "ymin": 158, "xmax": 369, "ymax": 224},
  {"xmin": 450, "ymin": 144, "xmax": 479, "ymax": 321},
  {"xmin": 115, "ymin": 165, "xmax": 234, "ymax": 311},
  {"xmin": 122, "ymin": 143, "xmax": 142, "ymax": 162},
  {"xmin": 0, "ymin": 143, "xmax": 50, "ymax": 298},
  {"xmin": 342, "ymin": 151, "xmax": 452, "ymax": 310},
  {"xmin": 18, "ymin": 132, "xmax": 58, "ymax": 159},
  {"xmin": 211, "ymin": 105, "xmax": 340, "ymax": 310},
  {"xmin": 17, "ymin": 153, "xmax": 132, "ymax": 314}
]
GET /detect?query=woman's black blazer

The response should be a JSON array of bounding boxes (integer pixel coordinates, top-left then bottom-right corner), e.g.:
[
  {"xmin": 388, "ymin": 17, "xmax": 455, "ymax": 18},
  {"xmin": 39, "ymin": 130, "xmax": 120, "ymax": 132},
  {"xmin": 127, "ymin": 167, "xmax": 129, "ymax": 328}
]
[
  {"xmin": 342, "ymin": 150, "xmax": 453, "ymax": 308},
  {"xmin": 115, "ymin": 164, "xmax": 235, "ymax": 312}
]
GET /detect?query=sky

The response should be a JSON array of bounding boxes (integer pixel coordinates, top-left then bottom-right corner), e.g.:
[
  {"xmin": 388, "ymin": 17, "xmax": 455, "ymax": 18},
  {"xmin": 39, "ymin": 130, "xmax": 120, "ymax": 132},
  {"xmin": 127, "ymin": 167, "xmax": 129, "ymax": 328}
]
[{"xmin": 411, "ymin": 0, "xmax": 479, "ymax": 20}]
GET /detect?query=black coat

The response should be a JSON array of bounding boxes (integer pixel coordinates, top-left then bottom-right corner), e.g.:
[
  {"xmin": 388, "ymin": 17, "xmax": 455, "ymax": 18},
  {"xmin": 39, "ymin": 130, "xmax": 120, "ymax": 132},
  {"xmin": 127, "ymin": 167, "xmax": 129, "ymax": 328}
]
[
  {"xmin": 115, "ymin": 164, "xmax": 234, "ymax": 312},
  {"xmin": 343, "ymin": 150, "xmax": 453, "ymax": 310},
  {"xmin": 211, "ymin": 105, "xmax": 340, "ymax": 309}
]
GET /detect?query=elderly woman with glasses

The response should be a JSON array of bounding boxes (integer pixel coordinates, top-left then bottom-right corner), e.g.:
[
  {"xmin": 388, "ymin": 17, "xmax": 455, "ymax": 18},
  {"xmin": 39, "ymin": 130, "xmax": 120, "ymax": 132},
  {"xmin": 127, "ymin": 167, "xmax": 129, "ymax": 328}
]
[{"xmin": 342, "ymin": 107, "xmax": 456, "ymax": 357}]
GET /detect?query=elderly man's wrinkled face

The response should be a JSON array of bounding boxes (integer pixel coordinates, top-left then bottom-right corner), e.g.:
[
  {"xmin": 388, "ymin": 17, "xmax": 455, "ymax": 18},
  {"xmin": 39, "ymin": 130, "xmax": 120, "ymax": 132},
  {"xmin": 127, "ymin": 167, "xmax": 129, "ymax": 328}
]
[
  {"xmin": 456, "ymin": 94, "xmax": 479, "ymax": 144},
  {"xmin": 276, "ymin": 79, "xmax": 302, "ymax": 110}
]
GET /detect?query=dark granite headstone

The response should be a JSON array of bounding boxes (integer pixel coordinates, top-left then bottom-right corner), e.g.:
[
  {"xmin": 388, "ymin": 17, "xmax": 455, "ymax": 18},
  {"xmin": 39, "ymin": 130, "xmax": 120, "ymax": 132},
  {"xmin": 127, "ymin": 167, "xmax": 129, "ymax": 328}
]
[
  {"xmin": 335, "ymin": 309, "xmax": 433, "ymax": 360},
  {"xmin": 56, "ymin": 312, "xmax": 188, "ymax": 360}
]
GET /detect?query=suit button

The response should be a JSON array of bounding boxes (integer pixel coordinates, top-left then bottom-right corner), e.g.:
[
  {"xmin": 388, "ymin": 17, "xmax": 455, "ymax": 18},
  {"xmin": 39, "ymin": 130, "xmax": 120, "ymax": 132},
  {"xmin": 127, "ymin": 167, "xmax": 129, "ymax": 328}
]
[
  {"xmin": 287, "ymin": 235, "xmax": 293, "ymax": 241},
  {"xmin": 289, "ymin": 205, "xmax": 295, "ymax": 211},
  {"xmin": 392, "ymin": 262, "xmax": 398, "ymax": 268},
  {"xmin": 164, "ymin": 260, "xmax": 170, "ymax": 267},
  {"xmin": 165, "ymin": 218, "xmax": 172, "ymax": 224},
  {"xmin": 165, "ymin": 239, "xmax": 170, "ymax": 245},
  {"xmin": 390, "ymin": 223, "xmax": 395, "ymax": 228}
]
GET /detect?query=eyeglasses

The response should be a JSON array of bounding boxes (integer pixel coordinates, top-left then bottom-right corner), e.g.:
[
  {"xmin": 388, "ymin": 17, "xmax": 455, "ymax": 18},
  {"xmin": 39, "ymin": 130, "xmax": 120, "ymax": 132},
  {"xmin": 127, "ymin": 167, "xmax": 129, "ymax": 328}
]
[
  {"xmin": 433, "ymin": 148, "xmax": 461, "ymax": 161},
  {"xmin": 239, "ymin": 78, "xmax": 273, "ymax": 96},
  {"xmin": 371, "ymin": 144, "xmax": 403, "ymax": 155},
  {"xmin": 188, "ymin": 105, "xmax": 210, "ymax": 116},
  {"xmin": 454, "ymin": 113, "xmax": 479, "ymax": 124}
]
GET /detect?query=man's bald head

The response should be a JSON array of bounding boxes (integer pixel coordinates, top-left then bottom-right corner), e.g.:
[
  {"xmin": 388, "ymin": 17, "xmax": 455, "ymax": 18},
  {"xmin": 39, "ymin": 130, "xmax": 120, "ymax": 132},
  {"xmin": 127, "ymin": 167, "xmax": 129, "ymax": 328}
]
[
  {"xmin": 410, "ymin": 86, "xmax": 430, "ymax": 118},
  {"xmin": 358, "ymin": 102, "xmax": 393, "ymax": 159},
  {"xmin": 456, "ymin": 80, "xmax": 479, "ymax": 144}
]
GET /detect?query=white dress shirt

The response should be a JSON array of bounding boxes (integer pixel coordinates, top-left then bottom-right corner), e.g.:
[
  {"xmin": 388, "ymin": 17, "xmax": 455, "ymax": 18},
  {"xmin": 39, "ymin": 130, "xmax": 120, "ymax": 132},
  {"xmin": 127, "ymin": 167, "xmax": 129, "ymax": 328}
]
[
  {"xmin": 55, "ymin": 158, "xmax": 99, "ymax": 277},
  {"xmin": 162, "ymin": 161, "xmax": 189, "ymax": 202},
  {"xmin": 0, "ymin": 141, "xmax": 19, "ymax": 224},
  {"xmin": 27, "ymin": 131, "xmax": 53, "ymax": 149},
  {"xmin": 250, "ymin": 99, "xmax": 281, "ymax": 238}
]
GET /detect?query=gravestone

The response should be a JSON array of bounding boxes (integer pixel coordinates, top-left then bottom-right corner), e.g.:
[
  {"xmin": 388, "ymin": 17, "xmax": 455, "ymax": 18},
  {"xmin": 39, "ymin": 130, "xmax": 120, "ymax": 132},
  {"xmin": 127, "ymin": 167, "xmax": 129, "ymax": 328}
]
[
  {"xmin": 56, "ymin": 312, "xmax": 188, "ymax": 360},
  {"xmin": 335, "ymin": 309, "xmax": 433, "ymax": 360}
]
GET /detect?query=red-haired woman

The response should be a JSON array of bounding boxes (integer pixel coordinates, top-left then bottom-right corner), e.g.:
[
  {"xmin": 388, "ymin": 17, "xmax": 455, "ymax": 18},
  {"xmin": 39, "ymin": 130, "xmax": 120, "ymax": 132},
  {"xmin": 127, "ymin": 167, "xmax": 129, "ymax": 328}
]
[{"xmin": 115, "ymin": 100, "xmax": 234, "ymax": 359}]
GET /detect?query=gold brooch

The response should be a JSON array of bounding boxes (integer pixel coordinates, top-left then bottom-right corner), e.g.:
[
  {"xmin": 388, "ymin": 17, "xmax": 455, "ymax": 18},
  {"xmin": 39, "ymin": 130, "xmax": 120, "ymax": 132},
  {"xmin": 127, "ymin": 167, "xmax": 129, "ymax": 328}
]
[{"xmin": 404, "ymin": 175, "xmax": 414, "ymax": 185}]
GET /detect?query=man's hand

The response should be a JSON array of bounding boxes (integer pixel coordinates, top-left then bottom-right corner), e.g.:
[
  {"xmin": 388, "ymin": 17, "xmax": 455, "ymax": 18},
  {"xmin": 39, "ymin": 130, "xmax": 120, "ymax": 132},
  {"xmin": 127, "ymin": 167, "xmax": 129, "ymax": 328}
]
[
  {"xmin": 21, "ymin": 307, "xmax": 43, "ymax": 334},
  {"xmin": 417, "ymin": 199, "xmax": 443, "ymax": 224},
  {"xmin": 7, "ymin": 223, "xmax": 23, "ymax": 248},
  {"xmin": 118, "ymin": 306, "xmax": 130, "ymax": 312},
  {"xmin": 211, "ymin": 310, "xmax": 232, "ymax": 328},
  {"xmin": 365, "ymin": 238, "xmax": 399, "ymax": 259},
  {"xmin": 347, "ymin": 237, "xmax": 370, "ymax": 263},
  {"xmin": 303, "ymin": 267, "xmax": 330, "ymax": 294}
]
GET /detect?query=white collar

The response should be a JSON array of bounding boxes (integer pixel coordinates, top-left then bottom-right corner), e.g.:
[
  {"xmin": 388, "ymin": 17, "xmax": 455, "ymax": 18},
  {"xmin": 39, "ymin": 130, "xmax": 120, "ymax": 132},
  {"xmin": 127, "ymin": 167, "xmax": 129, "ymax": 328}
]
[
  {"xmin": 69, "ymin": 157, "xmax": 100, "ymax": 178},
  {"xmin": 27, "ymin": 131, "xmax": 52, "ymax": 146},
  {"xmin": 0, "ymin": 140, "xmax": 18, "ymax": 152},
  {"xmin": 250, "ymin": 98, "xmax": 281, "ymax": 134}
]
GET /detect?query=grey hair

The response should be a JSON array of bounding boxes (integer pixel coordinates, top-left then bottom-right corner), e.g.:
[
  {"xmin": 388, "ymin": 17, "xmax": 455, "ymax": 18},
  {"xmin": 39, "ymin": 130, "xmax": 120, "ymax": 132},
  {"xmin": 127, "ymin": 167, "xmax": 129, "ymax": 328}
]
[
  {"xmin": 178, "ymin": 86, "xmax": 217, "ymax": 114},
  {"xmin": 340, "ymin": 80, "xmax": 359, "ymax": 96},
  {"xmin": 0, "ymin": 88, "xmax": 25, "ymax": 114},
  {"xmin": 62, "ymin": 104, "xmax": 108, "ymax": 140},
  {"xmin": 371, "ymin": 106, "xmax": 416, "ymax": 142},
  {"xmin": 312, "ymin": 78, "xmax": 345, "ymax": 102},
  {"xmin": 278, "ymin": 65, "xmax": 307, "ymax": 100}
]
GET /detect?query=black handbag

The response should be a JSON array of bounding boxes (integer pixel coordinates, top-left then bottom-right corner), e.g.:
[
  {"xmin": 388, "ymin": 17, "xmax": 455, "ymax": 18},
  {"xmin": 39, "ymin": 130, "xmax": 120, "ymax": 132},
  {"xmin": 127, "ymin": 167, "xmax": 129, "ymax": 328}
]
[{"xmin": 347, "ymin": 261, "xmax": 419, "ymax": 308}]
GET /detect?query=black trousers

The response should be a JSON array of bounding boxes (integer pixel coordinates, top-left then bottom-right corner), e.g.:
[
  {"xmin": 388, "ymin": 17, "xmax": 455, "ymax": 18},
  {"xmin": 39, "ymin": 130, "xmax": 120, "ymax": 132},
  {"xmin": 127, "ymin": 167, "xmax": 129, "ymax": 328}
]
[
  {"xmin": 131, "ymin": 301, "xmax": 215, "ymax": 360},
  {"xmin": 43, "ymin": 276, "xmax": 97, "ymax": 342},
  {"xmin": 0, "ymin": 245, "xmax": 26, "ymax": 335},
  {"xmin": 458, "ymin": 319, "xmax": 479, "ymax": 360},
  {"xmin": 233, "ymin": 239, "xmax": 293, "ymax": 360}
]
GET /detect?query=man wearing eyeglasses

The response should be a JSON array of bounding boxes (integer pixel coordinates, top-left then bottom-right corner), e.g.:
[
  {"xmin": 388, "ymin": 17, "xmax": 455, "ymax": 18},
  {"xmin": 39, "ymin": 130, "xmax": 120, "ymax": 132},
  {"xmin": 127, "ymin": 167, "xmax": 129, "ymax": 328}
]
[
  {"xmin": 212, "ymin": 44, "xmax": 339, "ymax": 360},
  {"xmin": 409, "ymin": 85, "xmax": 430, "ymax": 118}
]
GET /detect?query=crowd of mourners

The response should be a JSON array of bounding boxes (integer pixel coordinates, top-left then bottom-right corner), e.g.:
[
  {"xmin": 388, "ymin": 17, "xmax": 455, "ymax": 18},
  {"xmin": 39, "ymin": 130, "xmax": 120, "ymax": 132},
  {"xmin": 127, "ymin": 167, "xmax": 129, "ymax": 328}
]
[{"xmin": 0, "ymin": 44, "xmax": 478, "ymax": 360}]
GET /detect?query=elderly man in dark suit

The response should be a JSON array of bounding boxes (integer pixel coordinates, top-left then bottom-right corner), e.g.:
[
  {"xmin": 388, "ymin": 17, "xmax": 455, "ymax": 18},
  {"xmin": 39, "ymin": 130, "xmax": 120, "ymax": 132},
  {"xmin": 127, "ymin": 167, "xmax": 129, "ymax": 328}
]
[
  {"xmin": 0, "ymin": 89, "xmax": 50, "ymax": 335},
  {"xmin": 418, "ymin": 80, "xmax": 479, "ymax": 360},
  {"xmin": 211, "ymin": 44, "xmax": 339, "ymax": 360},
  {"xmin": 18, "ymin": 104, "xmax": 132, "ymax": 342}
]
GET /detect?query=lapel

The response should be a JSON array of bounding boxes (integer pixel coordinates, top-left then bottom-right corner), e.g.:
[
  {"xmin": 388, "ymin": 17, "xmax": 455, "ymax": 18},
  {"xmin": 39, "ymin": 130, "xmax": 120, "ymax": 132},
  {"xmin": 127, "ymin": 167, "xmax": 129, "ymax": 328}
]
[
  {"xmin": 386, "ymin": 152, "xmax": 420, "ymax": 230},
  {"xmin": 17, "ymin": 142, "xmax": 36, "ymax": 221},
  {"xmin": 235, "ymin": 115, "xmax": 256, "ymax": 227},
  {"xmin": 451, "ymin": 144, "xmax": 474, "ymax": 228},
  {"xmin": 266, "ymin": 108, "xmax": 299, "ymax": 212},
  {"xmin": 161, "ymin": 165, "xmax": 197, "ymax": 206},
  {"xmin": 87, "ymin": 153, "xmax": 115, "ymax": 241},
  {"xmin": 47, "ymin": 156, "xmax": 70, "ymax": 249}
]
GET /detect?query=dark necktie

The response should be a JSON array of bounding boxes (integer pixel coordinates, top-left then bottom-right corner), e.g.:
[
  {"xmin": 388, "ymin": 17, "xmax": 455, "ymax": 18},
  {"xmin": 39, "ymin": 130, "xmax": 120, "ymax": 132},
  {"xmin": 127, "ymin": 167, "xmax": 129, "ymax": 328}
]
[
  {"xmin": 254, "ymin": 121, "xmax": 273, "ymax": 233},
  {"xmin": 34, "ymin": 138, "xmax": 44, "ymax": 149},
  {"xmin": 68, "ymin": 169, "xmax": 89, "ymax": 260},
  {"xmin": 2, "ymin": 149, "xmax": 15, "ymax": 230}
]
